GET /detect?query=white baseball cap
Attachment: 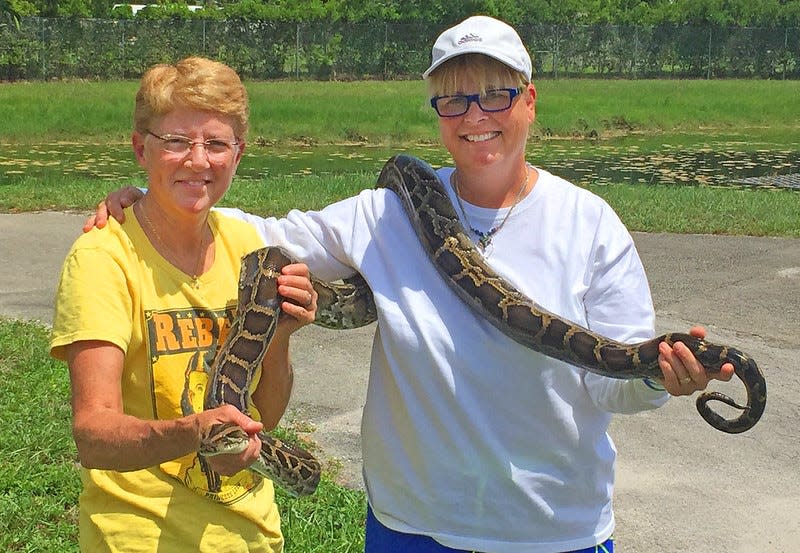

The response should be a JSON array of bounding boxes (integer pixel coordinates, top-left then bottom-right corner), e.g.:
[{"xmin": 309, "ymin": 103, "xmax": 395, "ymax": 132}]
[{"xmin": 422, "ymin": 15, "xmax": 532, "ymax": 81}]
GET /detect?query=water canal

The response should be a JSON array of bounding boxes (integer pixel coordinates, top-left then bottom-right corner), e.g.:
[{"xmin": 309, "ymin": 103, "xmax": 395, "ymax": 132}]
[{"xmin": 2, "ymin": 137, "xmax": 798, "ymax": 190}]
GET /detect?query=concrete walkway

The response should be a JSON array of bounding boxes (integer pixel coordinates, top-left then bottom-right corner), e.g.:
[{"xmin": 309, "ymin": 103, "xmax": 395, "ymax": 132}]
[{"xmin": 1, "ymin": 211, "xmax": 798, "ymax": 552}]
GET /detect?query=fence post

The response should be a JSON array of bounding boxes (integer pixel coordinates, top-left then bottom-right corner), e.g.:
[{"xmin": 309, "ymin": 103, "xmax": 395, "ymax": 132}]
[
  {"xmin": 295, "ymin": 23, "xmax": 300, "ymax": 80},
  {"xmin": 785, "ymin": 26, "xmax": 789, "ymax": 80},
  {"xmin": 383, "ymin": 22, "xmax": 388, "ymax": 80},
  {"xmin": 553, "ymin": 26, "xmax": 559, "ymax": 79}
]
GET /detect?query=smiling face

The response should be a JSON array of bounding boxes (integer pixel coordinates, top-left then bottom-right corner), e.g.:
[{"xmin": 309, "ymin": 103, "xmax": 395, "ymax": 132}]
[
  {"xmin": 132, "ymin": 106, "xmax": 244, "ymax": 218},
  {"xmin": 428, "ymin": 54, "xmax": 535, "ymax": 174},
  {"xmin": 130, "ymin": 57, "xmax": 249, "ymax": 220}
]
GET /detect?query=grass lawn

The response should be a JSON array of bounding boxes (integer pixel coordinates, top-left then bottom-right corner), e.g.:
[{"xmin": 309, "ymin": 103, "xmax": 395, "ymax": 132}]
[{"xmin": 0, "ymin": 318, "xmax": 367, "ymax": 552}]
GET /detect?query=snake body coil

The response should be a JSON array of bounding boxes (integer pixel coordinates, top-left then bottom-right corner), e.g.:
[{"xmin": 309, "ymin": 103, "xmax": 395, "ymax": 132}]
[{"xmin": 378, "ymin": 154, "xmax": 766, "ymax": 435}]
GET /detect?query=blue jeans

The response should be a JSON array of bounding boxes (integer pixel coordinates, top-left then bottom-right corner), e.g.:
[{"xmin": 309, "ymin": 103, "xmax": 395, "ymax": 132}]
[{"xmin": 365, "ymin": 505, "xmax": 613, "ymax": 553}]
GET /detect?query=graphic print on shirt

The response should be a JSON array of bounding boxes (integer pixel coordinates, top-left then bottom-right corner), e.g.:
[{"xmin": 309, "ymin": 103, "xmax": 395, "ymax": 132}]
[{"xmin": 145, "ymin": 306, "xmax": 262, "ymax": 505}]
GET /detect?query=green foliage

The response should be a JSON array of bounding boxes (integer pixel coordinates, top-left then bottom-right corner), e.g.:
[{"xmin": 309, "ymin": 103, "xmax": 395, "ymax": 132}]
[
  {"xmin": 589, "ymin": 183, "xmax": 800, "ymax": 237},
  {"xmin": 222, "ymin": 0, "xmax": 284, "ymax": 21},
  {"xmin": 0, "ymin": 319, "xmax": 80, "ymax": 552},
  {"xmin": 0, "ymin": 31, "xmax": 35, "ymax": 79},
  {"xmin": 277, "ymin": 478, "xmax": 366, "ymax": 552},
  {"xmin": 108, "ymin": 2, "xmax": 130, "ymax": 17},
  {"xmin": 4, "ymin": 18, "xmax": 800, "ymax": 81},
  {"xmin": 135, "ymin": 3, "xmax": 200, "ymax": 20},
  {"xmin": 8, "ymin": 0, "xmax": 800, "ymax": 24},
  {"xmin": 327, "ymin": 0, "xmax": 399, "ymax": 22},
  {"xmin": 0, "ymin": 0, "xmax": 36, "ymax": 20},
  {"xmin": 56, "ymin": 0, "xmax": 90, "ymax": 17},
  {"xmin": 305, "ymin": 33, "xmax": 342, "ymax": 79},
  {"xmin": 4, "ymin": 0, "xmax": 800, "ymax": 81},
  {"xmin": 0, "ymin": 0, "xmax": 21, "ymax": 25}
]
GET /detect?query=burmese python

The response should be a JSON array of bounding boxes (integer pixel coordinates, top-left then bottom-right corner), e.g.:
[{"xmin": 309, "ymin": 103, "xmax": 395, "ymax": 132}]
[
  {"xmin": 201, "ymin": 153, "xmax": 767, "ymax": 497},
  {"xmin": 200, "ymin": 247, "xmax": 375, "ymax": 497}
]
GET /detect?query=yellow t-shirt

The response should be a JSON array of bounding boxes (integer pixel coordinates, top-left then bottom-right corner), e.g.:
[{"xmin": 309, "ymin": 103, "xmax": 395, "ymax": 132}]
[{"xmin": 51, "ymin": 207, "xmax": 282, "ymax": 553}]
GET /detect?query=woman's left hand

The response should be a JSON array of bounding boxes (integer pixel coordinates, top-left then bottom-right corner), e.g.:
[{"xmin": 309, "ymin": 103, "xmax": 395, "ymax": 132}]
[
  {"xmin": 657, "ymin": 325, "xmax": 735, "ymax": 396},
  {"xmin": 276, "ymin": 263, "xmax": 318, "ymax": 334}
]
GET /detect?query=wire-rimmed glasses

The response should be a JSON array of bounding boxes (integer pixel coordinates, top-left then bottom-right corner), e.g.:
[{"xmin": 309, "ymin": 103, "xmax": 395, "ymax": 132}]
[{"xmin": 146, "ymin": 130, "xmax": 240, "ymax": 159}]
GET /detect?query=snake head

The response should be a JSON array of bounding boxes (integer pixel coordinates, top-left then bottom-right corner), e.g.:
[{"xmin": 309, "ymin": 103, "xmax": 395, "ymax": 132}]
[{"xmin": 199, "ymin": 423, "xmax": 250, "ymax": 457}]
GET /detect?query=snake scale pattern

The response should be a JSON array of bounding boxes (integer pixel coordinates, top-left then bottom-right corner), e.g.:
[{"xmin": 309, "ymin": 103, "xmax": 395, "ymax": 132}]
[
  {"xmin": 201, "ymin": 154, "xmax": 767, "ymax": 497},
  {"xmin": 200, "ymin": 247, "xmax": 375, "ymax": 497}
]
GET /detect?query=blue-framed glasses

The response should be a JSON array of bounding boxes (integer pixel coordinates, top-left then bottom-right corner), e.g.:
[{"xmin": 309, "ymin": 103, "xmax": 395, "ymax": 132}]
[
  {"xmin": 430, "ymin": 87, "xmax": 524, "ymax": 117},
  {"xmin": 146, "ymin": 130, "xmax": 239, "ymax": 158}
]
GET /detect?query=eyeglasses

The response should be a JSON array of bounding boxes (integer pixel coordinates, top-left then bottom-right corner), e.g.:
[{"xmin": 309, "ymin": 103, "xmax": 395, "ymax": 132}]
[
  {"xmin": 146, "ymin": 130, "xmax": 239, "ymax": 159},
  {"xmin": 430, "ymin": 87, "xmax": 524, "ymax": 118}
]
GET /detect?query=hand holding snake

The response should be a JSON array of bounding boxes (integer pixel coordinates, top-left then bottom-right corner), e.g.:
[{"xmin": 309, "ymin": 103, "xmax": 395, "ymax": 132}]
[
  {"xmin": 198, "ymin": 404, "xmax": 265, "ymax": 477},
  {"xmin": 658, "ymin": 325, "xmax": 735, "ymax": 395}
]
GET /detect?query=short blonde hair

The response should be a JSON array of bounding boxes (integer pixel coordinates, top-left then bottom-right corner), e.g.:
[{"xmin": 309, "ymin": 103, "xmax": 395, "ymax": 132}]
[
  {"xmin": 425, "ymin": 53, "xmax": 529, "ymax": 98},
  {"xmin": 133, "ymin": 56, "xmax": 249, "ymax": 138}
]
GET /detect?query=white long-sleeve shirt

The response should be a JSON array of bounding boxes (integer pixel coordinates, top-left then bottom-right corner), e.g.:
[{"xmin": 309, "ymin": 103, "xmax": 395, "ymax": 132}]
[{"xmin": 222, "ymin": 166, "xmax": 668, "ymax": 553}]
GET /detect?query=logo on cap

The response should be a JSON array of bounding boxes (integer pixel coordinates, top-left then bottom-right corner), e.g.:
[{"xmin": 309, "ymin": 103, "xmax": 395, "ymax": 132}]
[{"xmin": 457, "ymin": 33, "xmax": 482, "ymax": 45}]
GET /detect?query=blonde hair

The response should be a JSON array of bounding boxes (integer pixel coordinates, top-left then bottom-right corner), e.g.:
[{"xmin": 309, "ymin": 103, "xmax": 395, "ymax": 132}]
[
  {"xmin": 425, "ymin": 53, "xmax": 529, "ymax": 97},
  {"xmin": 133, "ymin": 56, "xmax": 249, "ymax": 138}
]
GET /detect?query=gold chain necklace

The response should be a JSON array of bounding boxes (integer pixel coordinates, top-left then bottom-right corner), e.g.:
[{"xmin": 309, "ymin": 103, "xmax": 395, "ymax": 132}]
[
  {"xmin": 452, "ymin": 164, "xmax": 530, "ymax": 251},
  {"xmin": 137, "ymin": 201, "xmax": 208, "ymax": 287}
]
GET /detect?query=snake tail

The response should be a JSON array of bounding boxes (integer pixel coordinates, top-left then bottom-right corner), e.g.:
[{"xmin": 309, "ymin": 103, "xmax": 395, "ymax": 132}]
[
  {"xmin": 661, "ymin": 334, "xmax": 767, "ymax": 434},
  {"xmin": 662, "ymin": 334, "xmax": 766, "ymax": 433}
]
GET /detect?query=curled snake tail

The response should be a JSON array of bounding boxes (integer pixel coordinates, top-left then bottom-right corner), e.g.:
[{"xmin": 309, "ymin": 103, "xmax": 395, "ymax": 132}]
[
  {"xmin": 697, "ymin": 393, "xmax": 751, "ymax": 434},
  {"xmin": 661, "ymin": 334, "xmax": 767, "ymax": 433},
  {"xmin": 696, "ymin": 356, "xmax": 766, "ymax": 434},
  {"xmin": 700, "ymin": 392, "xmax": 749, "ymax": 412}
]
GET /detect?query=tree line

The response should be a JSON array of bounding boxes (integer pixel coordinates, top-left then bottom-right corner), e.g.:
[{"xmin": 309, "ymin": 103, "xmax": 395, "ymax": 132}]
[
  {"xmin": 3, "ymin": 0, "xmax": 800, "ymax": 26},
  {"xmin": 3, "ymin": 18, "xmax": 798, "ymax": 81},
  {"xmin": 3, "ymin": 1, "xmax": 799, "ymax": 81}
]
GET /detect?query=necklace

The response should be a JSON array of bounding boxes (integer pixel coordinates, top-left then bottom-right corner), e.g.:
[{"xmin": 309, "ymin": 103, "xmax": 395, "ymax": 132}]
[
  {"xmin": 452, "ymin": 164, "xmax": 530, "ymax": 251},
  {"xmin": 138, "ymin": 201, "xmax": 208, "ymax": 288}
]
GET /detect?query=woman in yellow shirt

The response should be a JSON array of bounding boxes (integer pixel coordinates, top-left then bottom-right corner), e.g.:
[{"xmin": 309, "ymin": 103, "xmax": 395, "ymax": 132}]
[{"xmin": 50, "ymin": 56, "xmax": 316, "ymax": 552}]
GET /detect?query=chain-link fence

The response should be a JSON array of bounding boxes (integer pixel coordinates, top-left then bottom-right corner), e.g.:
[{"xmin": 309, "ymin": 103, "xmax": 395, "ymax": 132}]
[{"xmin": 1, "ymin": 18, "xmax": 798, "ymax": 81}]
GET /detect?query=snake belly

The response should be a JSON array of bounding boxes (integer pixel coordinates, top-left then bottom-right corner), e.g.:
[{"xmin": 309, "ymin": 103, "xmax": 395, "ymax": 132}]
[
  {"xmin": 201, "ymin": 247, "xmax": 376, "ymax": 497},
  {"xmin": 374, "ymin": 154, "xmax": 766, "ymax": 434}
]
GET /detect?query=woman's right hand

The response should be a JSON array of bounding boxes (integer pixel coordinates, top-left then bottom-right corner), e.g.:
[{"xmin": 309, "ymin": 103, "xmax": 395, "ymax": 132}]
[
  {"xmin": 196, "ymin": 404, "xmax": 264, "ymax": 476},
  {"xmin": 83, "ymin": 186, "xmax": 145, "ymax": 232}
]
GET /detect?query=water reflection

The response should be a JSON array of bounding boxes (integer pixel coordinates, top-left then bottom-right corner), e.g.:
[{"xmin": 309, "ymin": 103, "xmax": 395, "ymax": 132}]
[{"xmin": 1, "ymin": 140, "xmax": 798, "ymax": 190}]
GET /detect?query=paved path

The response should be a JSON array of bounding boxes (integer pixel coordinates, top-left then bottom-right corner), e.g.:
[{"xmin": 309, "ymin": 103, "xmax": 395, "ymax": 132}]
[{"xmin": 1, "ymin": 211, "xmax": 798, "ymax": 552}]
